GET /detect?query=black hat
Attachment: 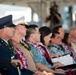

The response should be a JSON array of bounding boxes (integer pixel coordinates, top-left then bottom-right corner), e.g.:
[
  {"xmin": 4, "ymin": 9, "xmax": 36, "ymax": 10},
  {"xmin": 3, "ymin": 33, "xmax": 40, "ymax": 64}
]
[{"xmin": 0, "ymin": 15, "xmax": 16, "ymax": 29}]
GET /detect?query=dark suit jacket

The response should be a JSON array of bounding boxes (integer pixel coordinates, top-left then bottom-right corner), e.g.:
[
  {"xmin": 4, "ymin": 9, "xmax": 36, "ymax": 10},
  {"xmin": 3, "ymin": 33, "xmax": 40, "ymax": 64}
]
[
  {"xmin": 0, "ymin": 39, "xmax": 18, "ymax": 75},
  {"xmin": 0, "ymin": 39, "xmax": 34, "ymax": 75}
]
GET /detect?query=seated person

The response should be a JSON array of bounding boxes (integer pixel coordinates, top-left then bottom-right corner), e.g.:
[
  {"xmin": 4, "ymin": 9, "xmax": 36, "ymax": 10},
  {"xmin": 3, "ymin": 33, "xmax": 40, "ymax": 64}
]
[
  {"xmin": 61, "ymin": 33, "xmax": 76, "ymax": 61},
  {"xmin": 70, "ymin": 27, "xmax": 76, "ymax": 53}
]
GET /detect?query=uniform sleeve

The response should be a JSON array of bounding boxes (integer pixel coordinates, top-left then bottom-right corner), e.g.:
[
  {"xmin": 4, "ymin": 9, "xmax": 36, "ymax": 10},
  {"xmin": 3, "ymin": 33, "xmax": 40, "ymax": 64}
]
[
  {"xmin": 0, "ymin": 57, "xmax": 11, "ymax": 68},
  {"xmin": 0, "ymin": 44, "xmax": 13, "ymax": 59}
]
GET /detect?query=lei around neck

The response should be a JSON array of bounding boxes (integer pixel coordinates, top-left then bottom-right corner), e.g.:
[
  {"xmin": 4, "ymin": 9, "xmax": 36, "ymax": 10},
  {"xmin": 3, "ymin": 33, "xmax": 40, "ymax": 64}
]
[
  {"xmin": 20, "ymin": 40, "xmax": 31, "ymax": 51},
  {"xmin": 0, "ymin": 38, "xmax": 16, "ymax": 54}
]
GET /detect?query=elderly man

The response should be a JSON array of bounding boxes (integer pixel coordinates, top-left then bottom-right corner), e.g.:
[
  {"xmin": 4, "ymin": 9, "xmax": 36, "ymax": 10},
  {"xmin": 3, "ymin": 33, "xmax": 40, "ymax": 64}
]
[
  {"xmin": 0, "ymin": 15, "xmax": 22, "ymax": 75},
  {"xmin": 70, "ymin": 27, "xmax": 76, "ymax": 53}
]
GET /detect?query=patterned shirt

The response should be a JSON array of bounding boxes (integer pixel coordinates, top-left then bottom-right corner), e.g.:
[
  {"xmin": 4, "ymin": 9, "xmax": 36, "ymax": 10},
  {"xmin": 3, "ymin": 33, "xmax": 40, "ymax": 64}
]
[
  {"xmin": 26, "ymin": 40, "xmax": 52, "ymax": 69},
  {"xmin": 48, "ymin": 44, "xmax": 68, "ymax": 56}
]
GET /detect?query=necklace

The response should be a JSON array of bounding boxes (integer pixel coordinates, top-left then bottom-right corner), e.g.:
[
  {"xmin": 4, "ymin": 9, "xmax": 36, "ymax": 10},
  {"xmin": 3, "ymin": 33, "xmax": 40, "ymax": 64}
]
[
  {"xmin": 0, "ymin": 38, "xmax": 15, "ymax": 54},
  {"xmin": 20, "ymin": 41, "xmax": 31, "ymax": 51}
]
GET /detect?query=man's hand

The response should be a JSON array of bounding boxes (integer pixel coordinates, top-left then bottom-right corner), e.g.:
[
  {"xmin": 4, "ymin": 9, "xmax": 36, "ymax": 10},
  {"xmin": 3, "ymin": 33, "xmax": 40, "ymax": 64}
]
[
  {"xmin": 52, "ymin": 54, "xmax": 61, "ymax": 58},
  {"xmin": 11, "ymin": 59, "xmax": 23, "ymax": 69},
  {"xmin": 54, "ymin": 68, "xmax": 65, "ymax": 74},
  {"xmin": 34, "ymin": 71, "xmax": 54, "ymax": 75},
  {"xmin": 52, "ymin": 62, "xmax": 64, "ymax": 68}
]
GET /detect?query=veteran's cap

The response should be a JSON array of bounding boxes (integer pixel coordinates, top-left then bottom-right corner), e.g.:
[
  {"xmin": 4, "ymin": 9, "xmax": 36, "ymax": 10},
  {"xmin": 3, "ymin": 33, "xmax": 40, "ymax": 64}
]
[{"xmin": 0, "ymin": 15, "xmax": 16, "ymax": 29}]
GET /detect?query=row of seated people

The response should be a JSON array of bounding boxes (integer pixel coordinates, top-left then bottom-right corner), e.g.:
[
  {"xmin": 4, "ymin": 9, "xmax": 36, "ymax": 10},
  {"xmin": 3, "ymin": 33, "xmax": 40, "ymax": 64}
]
[
  {"xmin": 0, "ymin": 15, "xmax": 61, "ymax": 75},
  {"xmin": 9, "ymin": 23, "xmax": 65, "ymax": 75},
  {"xmin": 0, "ymin": 15, "xmax": 76, "ymax": 75},
  {"xmin": 48, "ymin": 25, "xmax": 76, "ymax": 62},
  {"xmin": 10, "ymin": 22, "xmax": 76, "ymax": 75},
  {"xmin": 24, "ymin": 24, "xmax": 76, "ymax": 75}
]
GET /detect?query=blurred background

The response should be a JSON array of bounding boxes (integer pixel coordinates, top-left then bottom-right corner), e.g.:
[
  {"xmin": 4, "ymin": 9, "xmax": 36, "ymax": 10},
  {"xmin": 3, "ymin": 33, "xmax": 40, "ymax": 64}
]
[{"xmin": 0, "ymin": 0, "xmax": 76, "ymax": 31}]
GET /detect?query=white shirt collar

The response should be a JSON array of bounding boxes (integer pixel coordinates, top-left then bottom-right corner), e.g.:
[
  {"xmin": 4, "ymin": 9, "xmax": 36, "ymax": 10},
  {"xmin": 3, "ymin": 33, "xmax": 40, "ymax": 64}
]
[{"xmin": 2, "ymin": 38, "xmax": 9, "ymax": 44}]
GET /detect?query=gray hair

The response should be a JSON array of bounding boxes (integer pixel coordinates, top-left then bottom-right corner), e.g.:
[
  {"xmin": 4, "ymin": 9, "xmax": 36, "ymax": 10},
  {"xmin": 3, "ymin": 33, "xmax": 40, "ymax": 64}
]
[{"xmin": 70, "ymin": 26, "xmax": 76, "ymax": 31}]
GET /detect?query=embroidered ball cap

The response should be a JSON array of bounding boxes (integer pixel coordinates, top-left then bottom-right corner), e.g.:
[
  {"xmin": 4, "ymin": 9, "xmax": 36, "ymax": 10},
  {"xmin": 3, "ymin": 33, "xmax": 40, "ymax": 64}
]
[
  {"xmin": 0, "ymin": 15, "xmax": 16, "ymax": 29},
  {"xmin": 18, "ymin": 22, "xmax": 27, "ymax": 26}
]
